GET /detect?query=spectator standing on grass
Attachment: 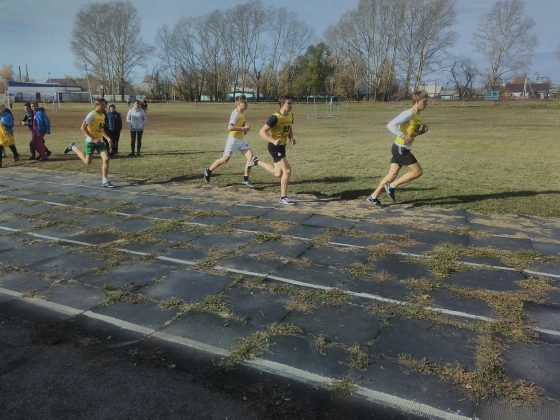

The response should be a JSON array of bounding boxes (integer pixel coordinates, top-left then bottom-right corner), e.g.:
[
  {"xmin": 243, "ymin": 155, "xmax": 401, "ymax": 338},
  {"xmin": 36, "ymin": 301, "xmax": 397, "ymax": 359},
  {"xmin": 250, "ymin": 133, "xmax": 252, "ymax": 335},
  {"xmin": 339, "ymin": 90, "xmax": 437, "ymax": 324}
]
[
  {"xmin": 204, "ymin": 95, "xmax": 257, "ymax": 187},
  {"xmin": 126, "ymin": 100, "xmax": 147, "ymax": 157},
  {"xmin": 106, "ymin": 104, "xmax": 122, "ymax": 155},
  {"xmin": 31, "ymin": 102, "xmax": 51, "ymax": 161},
  {"xmin": 367, "ymin": 91, "xmax": 429, "ymax": 207},
  {"xmin": 63, "ymin": 98, "xmax": 114, "ymax": 188},
  {"xmin": 0, "ymin": 104, "xmax": 21, "ymax": 166},
  {"xmin": 249, "ymin": 97, "xmax": 297, "ymax": 206}
]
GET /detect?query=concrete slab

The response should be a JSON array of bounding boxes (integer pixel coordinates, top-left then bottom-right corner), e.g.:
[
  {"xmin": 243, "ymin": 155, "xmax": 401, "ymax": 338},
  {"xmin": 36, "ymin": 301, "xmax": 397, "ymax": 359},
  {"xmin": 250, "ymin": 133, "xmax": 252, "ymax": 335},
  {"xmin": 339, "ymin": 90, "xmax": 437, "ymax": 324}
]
[
  {"xmin": 446, "ymin": 268, "xmax": 526, "ymax": 292},
  {"xmin": 189, "ymin": 233, "xmax": 254, "ymax": 250},
  {"xmin": 372, "ymin": 254, "xmax": 435, "ymax": 280},
  {"xmin": 224, "ymin": 286, "xmax": 290, "ymax": 328},
  {"xmin": 525, "ymin": 302, "xmax": 560, "ymax": 332},
  {"xmin": 373, "ymin": 316, "xmax": 478, "ymax": 369},
  {"xmin": 283, "ymin": 305, "xmax": 383, "ymax": 347},
  {"xmin": 430, "ymin": 287, "xmax": 495, "ymax": 320},
  {"xmin": 219, "ymin": 255, "xmax": 282, "ymax": 276},
  {"xmin": 92, "ymin": 300, "xmax": 178, "ymax": 330},
  {"xmin": 283, "ymin": 224, "xmax": 327, "ymax": 239},
  {"xmin": 0, "ymin": 271, "xmax": 51, "ymax": 292},
  {"xmin": 44, "ymin": 283, "xmax": 105, "ymax": 311},
  {"xmin": 79, "ymin": 261, "xmax": 175, "ymax": 289},
  {"xmin": 31, "ymin": 251, "xmax": 108, "ymax": 280},
  {"xmin": 244, "ymin": 239, "xmax": 311, "ymax": 259},
  {"xmin": 468, "ymin": 235, "xmax": 533, "ymax": 251},
  {"xmin": 504, "ymin": 340, "xmax": 560, "ymax": 399},
  {"xmin": 114, "ymin": 217, "xmax": 156, "ymax": 233},
  {"xmin": 302, "ymin": 214, "xmax": 355, "ymax": 230},
  {"xmin": 263, "ymin": 335, "xmax": 350, "ymax": 379},
  {"xmin": 142, "ymin": 267, "xmax": 234, "ymax": 302},
  {"xmin": 298, "ymin": 245, "xmax": 369, "ymax": 269},
  {"xmin": 68, "ymin": 231, "xmax": 121, "ymax": 245},
  {"xmin": 160, "ymin": 311, "xmax": 260, "ymax": 349},
  {"xmin": 1, "ymin": 242, "xmax": 69, "ymax": 268}
]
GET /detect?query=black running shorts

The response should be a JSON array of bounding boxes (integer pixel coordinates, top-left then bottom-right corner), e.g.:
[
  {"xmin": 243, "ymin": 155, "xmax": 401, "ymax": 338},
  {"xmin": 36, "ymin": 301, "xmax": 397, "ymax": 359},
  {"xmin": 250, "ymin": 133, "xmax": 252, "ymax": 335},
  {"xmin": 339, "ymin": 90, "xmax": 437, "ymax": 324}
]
[
  {"xmin": 268, "ymin": 143, "xmax": 287, "ymax": 162},
  {"xmin": 390, "ymin": 143, "xmax": 417, "ymax": 166}
]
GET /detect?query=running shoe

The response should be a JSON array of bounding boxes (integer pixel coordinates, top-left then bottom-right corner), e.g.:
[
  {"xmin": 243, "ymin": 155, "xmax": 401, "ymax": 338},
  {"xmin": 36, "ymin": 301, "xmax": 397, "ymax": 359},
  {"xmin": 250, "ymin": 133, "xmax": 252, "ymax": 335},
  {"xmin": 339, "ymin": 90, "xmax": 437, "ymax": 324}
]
[
  {"xmin": 241, "ymin": 179, "xmax": 255, "ymax": 188},
  {"xmin": 102, "ymin": 180, "xmax": 115, "ymax": 188},
  {"xmin": 203, "ymin": 168, "xmax": 211, "ymax": 182},
  {"xmin": 384, "ymin": 183, "xmax": 396, "ymax": 202},
  {"xmin": 278, "ymin": 196, "xmax": 296, "ymax": 205},
  {"xmin": 247, "ymin": 156, "xmax": 259, "ymax": 168},
  {"xmin": 63, "ymin": 142, "xmax": 76, "ymax": 154},
  {"xmin": 367, "ymin": 196, "xmax": 382, "ymax": 207}
]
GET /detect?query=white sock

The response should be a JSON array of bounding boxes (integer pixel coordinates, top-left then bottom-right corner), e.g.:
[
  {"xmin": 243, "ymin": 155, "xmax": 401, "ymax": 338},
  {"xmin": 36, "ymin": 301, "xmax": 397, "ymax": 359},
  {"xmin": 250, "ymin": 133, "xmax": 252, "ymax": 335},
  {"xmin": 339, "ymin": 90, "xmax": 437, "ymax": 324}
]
[
  {"xmin": 389, "ymin": 183, "xmax": 396, "ymax": 189},
  {"xmin": 370, "ymin": 194, "xmax": 377, "ymax": 199},
  {"xmin": 102, "ymin": 177, "xmax": 108, "ymax": 183},
  {"xmin": 71, "ymin": 145, "xmax": 78, "ymax": 152}
]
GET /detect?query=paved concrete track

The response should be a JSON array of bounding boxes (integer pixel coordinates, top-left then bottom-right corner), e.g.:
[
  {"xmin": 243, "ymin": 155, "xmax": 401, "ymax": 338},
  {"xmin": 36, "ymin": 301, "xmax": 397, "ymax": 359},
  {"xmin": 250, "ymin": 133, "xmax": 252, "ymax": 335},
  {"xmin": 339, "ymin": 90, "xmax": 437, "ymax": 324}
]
[{"xmin": 1, "ymin": 168, "xmax": 559, "ymax": 419}]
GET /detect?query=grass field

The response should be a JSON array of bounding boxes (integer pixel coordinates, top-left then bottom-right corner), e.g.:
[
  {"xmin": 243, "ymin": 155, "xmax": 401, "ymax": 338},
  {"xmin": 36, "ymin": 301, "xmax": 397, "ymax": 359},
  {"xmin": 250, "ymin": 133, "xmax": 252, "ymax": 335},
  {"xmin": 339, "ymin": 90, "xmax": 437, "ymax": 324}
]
[{"xmin": 8, "ymin": 100, "xmax": 560, "ymax": 218}]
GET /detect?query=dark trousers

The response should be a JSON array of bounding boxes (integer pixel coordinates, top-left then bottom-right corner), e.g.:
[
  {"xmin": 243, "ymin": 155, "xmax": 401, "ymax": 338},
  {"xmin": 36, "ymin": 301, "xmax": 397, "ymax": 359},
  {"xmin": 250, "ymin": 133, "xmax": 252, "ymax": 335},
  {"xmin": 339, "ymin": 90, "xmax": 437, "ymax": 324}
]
[
  {"xmin": 130, "ymin": 130, "xmax": 143, "ymax": 154},
  {"xmin": 0, "ymin": 145, "xmax": 19, "ymax": 166},
  {"xmin": 108, "ymin": 130, "xmax": 121, "ymax": 154},
  {"xmin": 29, "ymin": 131, "xmax": 51, "ymax": 157}
]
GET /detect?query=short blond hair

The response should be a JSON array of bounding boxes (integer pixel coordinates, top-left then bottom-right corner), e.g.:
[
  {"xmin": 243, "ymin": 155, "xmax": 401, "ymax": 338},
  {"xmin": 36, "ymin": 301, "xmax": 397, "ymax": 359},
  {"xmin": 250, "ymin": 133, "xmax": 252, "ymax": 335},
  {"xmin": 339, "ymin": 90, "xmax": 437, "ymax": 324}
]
[{"xmin": 412, "ymin": 91, "xmax": 429, "ymax": 104}]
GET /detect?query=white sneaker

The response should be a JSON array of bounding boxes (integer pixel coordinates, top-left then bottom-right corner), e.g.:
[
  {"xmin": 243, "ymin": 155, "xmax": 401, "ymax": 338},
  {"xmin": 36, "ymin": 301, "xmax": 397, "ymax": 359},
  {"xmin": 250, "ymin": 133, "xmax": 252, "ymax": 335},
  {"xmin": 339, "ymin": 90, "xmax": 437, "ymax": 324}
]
[
  {"xmin": 247, "ymin": 156, "xmax": 259, "ymax": 168},
  {"xmin": 102, "ymin": 180, "xmax": 115, "ymax": 188},
  {"xmin": 278, "ymin": 196, "xmax": 296, "ymax": 205},
  {"xmin": 241, "ymin": 179, "xmax": 255, "ymax": 188}
]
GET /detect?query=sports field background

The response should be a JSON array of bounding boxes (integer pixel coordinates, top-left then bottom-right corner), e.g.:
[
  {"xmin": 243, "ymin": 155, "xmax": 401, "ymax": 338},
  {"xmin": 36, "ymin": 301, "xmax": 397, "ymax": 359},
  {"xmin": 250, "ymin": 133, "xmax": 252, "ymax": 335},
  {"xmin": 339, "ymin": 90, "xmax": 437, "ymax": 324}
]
[{"xmin": 10, "ymin": 101, "xmax": 560, "ymax": 218}]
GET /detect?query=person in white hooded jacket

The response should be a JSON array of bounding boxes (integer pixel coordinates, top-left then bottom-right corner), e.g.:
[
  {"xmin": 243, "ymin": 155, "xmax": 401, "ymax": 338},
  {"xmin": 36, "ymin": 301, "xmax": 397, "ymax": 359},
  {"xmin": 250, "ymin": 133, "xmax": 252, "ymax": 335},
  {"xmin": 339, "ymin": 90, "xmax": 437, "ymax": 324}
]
[{"xmin": 126, "ymin": 100, "xmax": 147, "ymax": 156}]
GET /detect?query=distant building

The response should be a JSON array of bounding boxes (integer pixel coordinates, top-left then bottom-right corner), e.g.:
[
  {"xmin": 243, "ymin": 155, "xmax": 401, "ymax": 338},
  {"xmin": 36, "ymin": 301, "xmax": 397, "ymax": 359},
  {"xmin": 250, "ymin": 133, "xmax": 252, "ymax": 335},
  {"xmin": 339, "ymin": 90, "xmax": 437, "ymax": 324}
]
[
  {"xmin": 505, "ymin": 81, "xmax": 551, "ymax": 99},
  {"xmin": 4, "ymin": 81, "xmax": 88, "ymax": 103}
]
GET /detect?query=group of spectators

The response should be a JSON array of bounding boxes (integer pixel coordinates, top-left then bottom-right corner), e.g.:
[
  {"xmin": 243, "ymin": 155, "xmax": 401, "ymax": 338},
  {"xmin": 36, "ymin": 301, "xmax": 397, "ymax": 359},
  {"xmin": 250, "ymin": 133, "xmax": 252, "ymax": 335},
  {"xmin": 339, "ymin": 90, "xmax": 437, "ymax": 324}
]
[{"xmin": 0, "ymin": 98, "xmax": 148, "ymax": 167}]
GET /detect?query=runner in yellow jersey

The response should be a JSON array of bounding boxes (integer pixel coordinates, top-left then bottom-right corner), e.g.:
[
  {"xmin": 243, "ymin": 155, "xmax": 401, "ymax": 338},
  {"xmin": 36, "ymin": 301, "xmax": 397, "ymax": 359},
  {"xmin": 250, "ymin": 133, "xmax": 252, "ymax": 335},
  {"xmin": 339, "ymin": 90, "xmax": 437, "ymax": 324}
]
[
  {"xmin": 367, "ymin": 91, "xmax": 429, "ymax": 207},
  {"xmin": 248, "ymin": 97, "xmax": 297, "ymax": 205},
  {"xmin": 63, "ymin": 98, "xmax": 114, "ymax": 187},
  {"xmin": 204, "ymin": 95, "xmax": 257, "ymax": 187}
]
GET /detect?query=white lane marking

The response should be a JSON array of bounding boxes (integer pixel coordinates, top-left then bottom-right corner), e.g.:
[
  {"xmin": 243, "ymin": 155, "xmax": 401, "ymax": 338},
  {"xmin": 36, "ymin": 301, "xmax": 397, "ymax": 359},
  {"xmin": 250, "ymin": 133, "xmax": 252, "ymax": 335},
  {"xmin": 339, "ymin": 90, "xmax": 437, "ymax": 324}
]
[{"xmin": 0, "ymin": 291, "xmax": 471, "ymax": 420}]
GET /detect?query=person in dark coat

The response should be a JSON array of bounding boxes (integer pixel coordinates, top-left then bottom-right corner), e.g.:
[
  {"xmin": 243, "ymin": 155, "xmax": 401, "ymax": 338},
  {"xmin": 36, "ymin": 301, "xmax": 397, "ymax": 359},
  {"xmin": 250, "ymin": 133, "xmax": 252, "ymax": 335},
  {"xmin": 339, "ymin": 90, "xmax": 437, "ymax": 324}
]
[{"xmin": 106, "ymin": 104, "xmax": 122, "ymax": 155}]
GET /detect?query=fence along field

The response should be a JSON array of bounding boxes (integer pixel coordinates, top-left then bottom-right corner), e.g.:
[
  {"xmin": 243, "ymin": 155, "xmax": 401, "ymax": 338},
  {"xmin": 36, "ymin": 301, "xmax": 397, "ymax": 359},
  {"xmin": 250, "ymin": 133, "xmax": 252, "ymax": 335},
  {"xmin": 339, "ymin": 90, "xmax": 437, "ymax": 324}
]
[{"xmin": 11, "ymin": 100, "xmax": 560, "ymax": 218}]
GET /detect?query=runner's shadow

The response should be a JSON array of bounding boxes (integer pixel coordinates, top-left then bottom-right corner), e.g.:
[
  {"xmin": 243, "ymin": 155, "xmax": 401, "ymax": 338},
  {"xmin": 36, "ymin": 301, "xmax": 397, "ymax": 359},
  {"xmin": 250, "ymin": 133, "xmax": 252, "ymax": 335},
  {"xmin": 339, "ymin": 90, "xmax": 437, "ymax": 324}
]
[
  {"xmin": 298, "ymin": 186, "xmax": 436, "ymax": 201},
  {"xmin": 402, "ymin": 189, "xmax": 560, "ymax": 206}
]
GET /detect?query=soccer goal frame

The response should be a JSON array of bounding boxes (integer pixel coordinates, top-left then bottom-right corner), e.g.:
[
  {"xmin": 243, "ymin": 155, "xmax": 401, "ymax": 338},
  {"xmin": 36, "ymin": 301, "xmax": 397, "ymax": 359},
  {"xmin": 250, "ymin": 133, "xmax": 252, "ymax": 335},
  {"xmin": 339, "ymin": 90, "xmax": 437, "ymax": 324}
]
[{"xmin": 306, "ymin": 95, "xmax": 340, "ymax": 119}]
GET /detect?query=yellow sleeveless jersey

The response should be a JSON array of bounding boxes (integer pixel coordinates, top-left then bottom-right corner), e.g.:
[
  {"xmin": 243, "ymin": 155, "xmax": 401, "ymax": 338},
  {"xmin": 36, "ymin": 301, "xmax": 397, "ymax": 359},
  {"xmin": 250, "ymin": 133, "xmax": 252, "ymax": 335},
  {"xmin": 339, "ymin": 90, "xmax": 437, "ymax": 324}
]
[
  {"xmin": 84, "ymin": 111, "xmax": 106, "ymax": 141},
  {"xmin": 269, "ymin": 112, "xmax": 293, "ymax": 145},
  {"xmin": 228, "ymin": 109, "xmax": 246, "ymax": 140},
  {"xmin": 394, "ymin": 111, "xmax": 422, "ymax": 146}
]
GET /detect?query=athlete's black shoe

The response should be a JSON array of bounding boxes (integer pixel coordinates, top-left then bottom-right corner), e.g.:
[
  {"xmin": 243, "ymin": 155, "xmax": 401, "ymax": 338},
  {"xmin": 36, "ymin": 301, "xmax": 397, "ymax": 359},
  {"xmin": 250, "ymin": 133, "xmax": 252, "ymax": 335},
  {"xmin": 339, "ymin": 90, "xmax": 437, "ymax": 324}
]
[
  {"xmin": 384, "ymin": 183, "xmax": 396, "ymax": 202},
  {"xmin": 203, "ymin": 168, "xmax": 211, "ymax": 182},
  {"xmin": 367, "ymin": 196, "xmax": 382, "ymax": 207}
]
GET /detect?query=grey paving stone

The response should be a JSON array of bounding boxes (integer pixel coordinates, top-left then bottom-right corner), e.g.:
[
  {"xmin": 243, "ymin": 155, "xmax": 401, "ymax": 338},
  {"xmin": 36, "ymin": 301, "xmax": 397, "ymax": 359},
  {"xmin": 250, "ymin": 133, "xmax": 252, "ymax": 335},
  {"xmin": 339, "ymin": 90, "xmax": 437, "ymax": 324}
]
[
  {"xmin": 114, "ymin": 217, "xmax": 156, "ymax": 233},
  {"xmin": 68, "ymin": 231, "xmax": 121, "ymax": 245},
  {"xmin": 153, "ymin": 230, "xmax": 202, "ymax": 244},
  {"xmin": 526, "ymin": 261, "xmax": 560, "ymax": 278},
  {"xmin": 430, "ymin": 287, "xmax": 495, "ymax": 320},
  {"xmin": 162, "ymin": 246, "xmax": 208, "ymax": 263},
  {"xmin": 525, "ymin": 302, "xmax": 560, "ymax": 332},
  {"xmin": 283, "ymin": 224, "xmax": 327, "ymax": 239},
  {"xmin": 244, "ymin": 239, "xmax": 311, "ymax": 259},
  {"xmin": 298, "ymin": 245, "xmax": 369, "ymax": 269},
  {"xmin": 475, "ymin": 398, "xmax": 560, "ymax": 420},
  {"xmin": 373, "ymin": 317, "xmax": 478, "ymax": 369},
  {"xmin": 12, "ymin": 203, "xmax": 55, "ymax": 216},
  {"xmin": 75, "ymin": 214, "xmax": 120, "ymax": 229},
  {"xmin": 114, "ymin": 205, "xmax": 157, "ymax": 216},
  {"xmin": 261, "ymin": 209, "xmax": 315, "ymax": 224},
  {"xmin": 79, "ymin": 261, "xmax": 175, "ymax": 289},
  {"xmin": 190, "ymin": 233, "xmax": 254, "ymax": 250},
  {"xmin": 532, "ymin": 241, "xmax": 560, "ymax": 257},
  {"xmin": 219, "ymin": 255, "xmax": 282, "ymax": 276},
  {"xmin": 504, "ymin": 341, "xmax": 560, "ymax": 399},
  {"xmin": 0, "ymin": 236, "xmax": 18, "ymax": 251},
  {"xmin": 468, "ymin": 235, "xmax": 533, "ymax": 251},
  {"xmin": 0, "ymin": 200, "xmax": 23, "ymax": 212},
  {"xmin": 445, "ymin": 268, "xmax": 526, "ymax": 291},
  {"xmin": 32, "ymin": 225, "xmax": 86, "ymax": 239},
  {"xmin": 224, "ymin": 286, "xmax": 289, "ymax": 328},
  {"xmin": 271, "ymin": 264, "xmax": 348, "ymax": 289},
  {"xmin": 358, "ymin": 356, "xmax": 475, "ymax": 418},
  {"xmin": 0, "ymin": 217, "xmax": 37, "ymax": 230},
  {"xmin": 117, "ymin": 194, "xmax": 165, "ymax": 206},
  {"xmin": 329, "ymin": 234, "xmax": 384, "ymax": 249},
  {"xmin": 145, "ymin": 208, "xmax": 189, "ymax": 219},
  {"xmin": 343, "ymin": 276, "xmax": 413, "ymax": 302},
  {"xmin": 0, "ymin": 271, "xmax": 50, "ymax": 292},
  {"xmin": 262, "ymin": 335, "xmax": 350, "ymax": 379},
  {"xmin": 160, "ymin": 311, "xmax": 260, "ymax": 349},
  {"xmin": 189, "ymin": 216, "xmax": 233, "ymax": 226},
  {"xmin": 0, "ymin": 242, "xmax": 69, "ymax": 268},
  {"xmin": 118, "ymin": 239, "xmax": 172, "ymax": 255},
  {"xmin": 302, "ymin": 214, "xmax": 355, "ymax": 230},
  {"xmin": 226, "ymin": 206, "xmax": 272, "ymax": 218},
  {"xmin": 44, "ymin": 283, "xmax": 104, "ymax": 311},
  {"xmin": 372, "ymin": 254, "xmax": 434, "ymax": 280},
  {"xmin": 229, "ymin": 220, "xmax": 275, "ymax": 233},
  {"xmin": 92, "ymin": 300, "xmax": 178, "ymax": 330},
  {"xmin": 80, "ymin": 200, "xmax": 121, "ymax": 210},
  {"xmin": 39, "ymin": 193, "xmax": 84, "ymax": 206},
  {"xmin": 353, "ymin": 221, "xmax": 407, "ymax": 236},
  {"xmin": 408, "ymin": 229, "xmax": 468, "ymax": 246},
  {"xmin": 31, "ymin": 252, "xmax": 108, "ymax": 280},
  {"xmin": 142, "ymin": 267, "xmax": 233, "ymax": 302},
  {"xmin": 283, "ymin": 305, "xmax": 383, "ymax": 347}
]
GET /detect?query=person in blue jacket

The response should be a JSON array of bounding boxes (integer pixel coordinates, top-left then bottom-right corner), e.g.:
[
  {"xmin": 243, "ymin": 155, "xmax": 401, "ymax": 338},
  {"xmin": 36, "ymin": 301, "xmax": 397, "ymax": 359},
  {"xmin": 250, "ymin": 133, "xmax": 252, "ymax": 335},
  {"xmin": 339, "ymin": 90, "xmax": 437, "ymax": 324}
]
[{"xmin": 31, "ymin": 103, "xmax": 51, "ymax": 161}]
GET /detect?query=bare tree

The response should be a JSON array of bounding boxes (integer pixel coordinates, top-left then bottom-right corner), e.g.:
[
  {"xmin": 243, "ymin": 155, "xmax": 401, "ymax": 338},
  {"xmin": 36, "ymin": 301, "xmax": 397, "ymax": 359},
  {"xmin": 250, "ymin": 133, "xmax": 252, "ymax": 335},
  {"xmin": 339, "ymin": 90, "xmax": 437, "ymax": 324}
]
[
  {"xmin": 71, "ymin": 1, "xmax": 152, "ymax": 99},
  {"xmin": 448, "ymin": 56, "xmax": 478, "ymax": 99},
  {"xmin": 473, "ymin": 0, "xmax": 537, "ymax": 89}
]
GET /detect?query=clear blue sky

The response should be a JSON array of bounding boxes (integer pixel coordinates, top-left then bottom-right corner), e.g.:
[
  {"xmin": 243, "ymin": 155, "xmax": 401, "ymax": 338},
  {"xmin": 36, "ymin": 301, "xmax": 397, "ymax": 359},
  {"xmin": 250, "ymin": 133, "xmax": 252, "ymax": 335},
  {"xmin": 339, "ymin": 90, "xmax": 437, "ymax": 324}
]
[{"xmin": 2, "ymin": 0, "xmax": 559, "ymax": 85}]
